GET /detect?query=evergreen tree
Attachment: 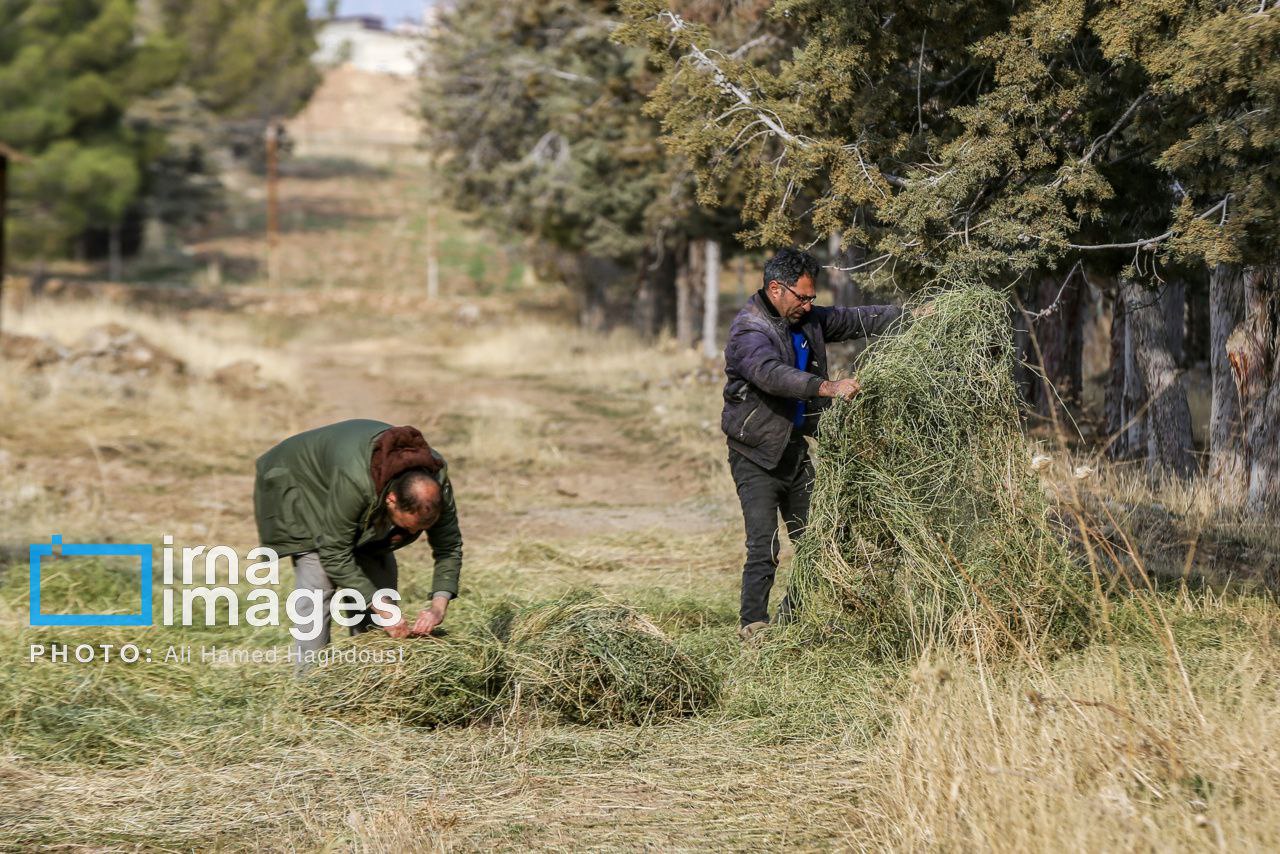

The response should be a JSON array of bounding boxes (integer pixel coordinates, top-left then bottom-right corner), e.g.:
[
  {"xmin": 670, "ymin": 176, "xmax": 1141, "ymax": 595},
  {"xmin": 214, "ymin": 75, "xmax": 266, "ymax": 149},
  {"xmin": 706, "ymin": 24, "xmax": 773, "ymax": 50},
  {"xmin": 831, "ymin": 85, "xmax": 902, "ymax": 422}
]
[
  {"xmin": 627, "ymin": 0, "xmax": 1278, "ymax": 500},
  {"xmin": 423, "ymin": 0, "xmax": 740, "ymax": 335},
  {"xmin": 0, "ymin": 0, "xmax": 184, "ymax": 258},
  {"xmin": 0, "ymin": 0, "xmax": 318, "ymax": 263},
  {"xmin": 157, "ymin": 0, "xmax": 319, "ymax": 122}
]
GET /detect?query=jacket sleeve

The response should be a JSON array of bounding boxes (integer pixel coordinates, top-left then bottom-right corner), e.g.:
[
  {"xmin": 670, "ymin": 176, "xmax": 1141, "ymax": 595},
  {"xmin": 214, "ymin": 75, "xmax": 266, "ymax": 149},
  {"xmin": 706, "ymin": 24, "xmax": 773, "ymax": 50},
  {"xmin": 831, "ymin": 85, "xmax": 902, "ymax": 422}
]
[
  {"xmin": 314, "ymin": 471, "xmax": 379, "ymax": 600},
  {"xmin": 817, "ymin": 304, "xmax": 905, "ymax": 343},
  {"xmin": 729, "ymin": 326, "xmax": 824, "ymax": 400},
  {"xmin": 425, "ymin": 466, "xmax": 463, "ymax": 597}
]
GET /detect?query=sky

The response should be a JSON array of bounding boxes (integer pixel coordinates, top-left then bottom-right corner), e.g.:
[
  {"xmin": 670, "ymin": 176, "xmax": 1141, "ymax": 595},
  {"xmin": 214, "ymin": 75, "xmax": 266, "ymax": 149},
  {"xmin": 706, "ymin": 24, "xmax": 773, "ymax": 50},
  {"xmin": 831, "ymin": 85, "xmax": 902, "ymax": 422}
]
[{"xmin": 308, "ymin": 0, "xmax": 434, "ymax": 25}]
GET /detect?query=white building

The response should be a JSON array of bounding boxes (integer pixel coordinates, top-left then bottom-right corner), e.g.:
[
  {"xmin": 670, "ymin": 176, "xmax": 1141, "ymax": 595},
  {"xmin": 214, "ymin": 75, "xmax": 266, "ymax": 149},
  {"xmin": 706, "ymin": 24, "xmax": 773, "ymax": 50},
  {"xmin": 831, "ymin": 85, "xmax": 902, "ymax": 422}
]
[
  {"xmin": 313, "ymin": 15, "xmax": 424, "ymax": 77},
  {"xmin": 287, "ymin": 15, "xmax": 431, "ymax": 162}
]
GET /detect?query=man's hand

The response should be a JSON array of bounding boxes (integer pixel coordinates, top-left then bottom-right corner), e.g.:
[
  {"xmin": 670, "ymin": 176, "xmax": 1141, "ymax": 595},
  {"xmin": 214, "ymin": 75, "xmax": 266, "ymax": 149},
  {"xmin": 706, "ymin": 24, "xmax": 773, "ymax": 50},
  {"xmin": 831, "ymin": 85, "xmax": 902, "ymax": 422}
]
[
  {"xmin": 818, "ymin": 377, "xmax": 861, "ymax": 400},
  {"xmin": 409, "ymin": 595, "xmax": 450, "ymax": 637},
  {"xmin": 911, "ymin": 300, "xmax": 936, "ymax": 319},
  {"xmin": 383, "ymin": 617, "xmax": 411, "ymax": 639},
  {"xmin": 372, "ymin": 600, "xmax": 410, "ymax": 639}
]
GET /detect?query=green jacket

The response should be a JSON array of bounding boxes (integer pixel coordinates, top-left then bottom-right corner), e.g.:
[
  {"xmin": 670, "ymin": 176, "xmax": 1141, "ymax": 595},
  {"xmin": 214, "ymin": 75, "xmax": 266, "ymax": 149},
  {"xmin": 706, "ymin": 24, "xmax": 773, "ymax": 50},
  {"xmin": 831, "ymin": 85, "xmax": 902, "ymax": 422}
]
[{"xmin": 253, "ymin": 419, "xmax": 463, "ymax": 599}]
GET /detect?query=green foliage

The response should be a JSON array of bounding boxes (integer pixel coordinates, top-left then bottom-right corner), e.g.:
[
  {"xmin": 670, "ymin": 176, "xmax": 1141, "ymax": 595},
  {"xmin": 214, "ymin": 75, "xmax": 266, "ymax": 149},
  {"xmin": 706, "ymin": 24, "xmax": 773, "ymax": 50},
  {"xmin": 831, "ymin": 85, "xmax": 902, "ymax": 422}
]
[
  {"xmin": 0, "ymin": 0, "xmax": 183, "ymax": 256},
  {"xmin": 422, "ymin": 0, "xmax": 746, "ymax": 322},
  {"xmin": 156, "ymin": 0, "xmax": 319, "ymax": 121},
  {"xmin": 497, "ymin": 593, "xmax": 720, "ymax": 725},
  {"xmin": 296, "ymin": 634, "xmax": 503, "ymax": 727},
  {"xmin": 423, "ymin": 0, "xmax": 677, "ymax": 263},
  {"xmin": 0, "ymin": 0, "xmax": 317, "ymax": 260},
  {"xmin": 625, "ymin": 0, "xmax": 1280, "ymax": 283}
]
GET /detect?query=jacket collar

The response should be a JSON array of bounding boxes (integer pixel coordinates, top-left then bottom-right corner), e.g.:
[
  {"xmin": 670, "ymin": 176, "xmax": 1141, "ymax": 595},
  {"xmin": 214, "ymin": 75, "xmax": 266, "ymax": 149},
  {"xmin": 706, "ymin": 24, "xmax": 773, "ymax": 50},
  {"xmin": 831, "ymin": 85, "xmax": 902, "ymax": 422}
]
[
  {"xmin": 753, "ymin": 286, "xmax": 806, "ymax": 332},
  {"xmin": 757, "ymin": 287, "xmax": 781, "ymax": 318}
]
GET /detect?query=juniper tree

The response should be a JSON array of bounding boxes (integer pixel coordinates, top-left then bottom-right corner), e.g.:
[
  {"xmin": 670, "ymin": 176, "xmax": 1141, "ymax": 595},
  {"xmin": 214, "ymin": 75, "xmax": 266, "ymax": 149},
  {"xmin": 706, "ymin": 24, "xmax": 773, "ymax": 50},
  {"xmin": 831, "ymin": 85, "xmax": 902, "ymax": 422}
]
[
  {"xmin": 139, "ymin": 0, "xmax": 319, "ymax": 249},
  {"xmin": 626, "ymin": 0, "xmax": 1278, "ymax": 499},
  {"xmin": 422, "ymin": 0, "xmax": 740, "ymax": 336}
]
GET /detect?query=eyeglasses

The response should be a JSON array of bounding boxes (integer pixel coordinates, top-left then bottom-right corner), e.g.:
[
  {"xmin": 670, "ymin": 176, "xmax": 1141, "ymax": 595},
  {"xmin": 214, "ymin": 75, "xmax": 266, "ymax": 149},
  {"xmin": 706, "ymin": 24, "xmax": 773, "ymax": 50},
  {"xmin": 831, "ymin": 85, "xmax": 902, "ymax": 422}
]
[{"xmin": 775, "ymin": 281, "xmax": 816, "ymax": 305}]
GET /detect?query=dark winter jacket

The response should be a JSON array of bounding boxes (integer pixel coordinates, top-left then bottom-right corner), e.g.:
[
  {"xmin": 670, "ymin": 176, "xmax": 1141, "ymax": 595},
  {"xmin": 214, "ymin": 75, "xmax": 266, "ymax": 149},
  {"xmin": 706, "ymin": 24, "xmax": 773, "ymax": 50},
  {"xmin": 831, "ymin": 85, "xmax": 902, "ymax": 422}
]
[
  {"xmin": 253, "ymin": 419, "xmax": 463, "ymax": 599},
  {"xmin": 722, "ymin": 290, "xmax": 903, "ymax": 469}
]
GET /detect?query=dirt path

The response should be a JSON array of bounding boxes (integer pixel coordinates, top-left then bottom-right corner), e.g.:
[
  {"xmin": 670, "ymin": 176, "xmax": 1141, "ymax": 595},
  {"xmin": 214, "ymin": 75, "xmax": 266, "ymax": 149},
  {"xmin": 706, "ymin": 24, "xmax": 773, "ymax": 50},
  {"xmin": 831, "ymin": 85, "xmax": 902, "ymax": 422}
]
[{"xmin": 287, "ymin": 327, "xmax": 734, "ymax": 553}]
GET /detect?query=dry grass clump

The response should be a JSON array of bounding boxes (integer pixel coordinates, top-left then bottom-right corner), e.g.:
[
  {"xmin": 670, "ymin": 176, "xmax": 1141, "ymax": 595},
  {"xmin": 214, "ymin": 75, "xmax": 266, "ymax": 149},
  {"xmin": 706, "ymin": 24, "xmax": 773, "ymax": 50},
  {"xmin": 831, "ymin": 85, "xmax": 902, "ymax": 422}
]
[
  {"xmin": 791, "ymin": 285, "xmax": 1093, "ymax": 660},
  {"xmin": 850, "ymin": 598, "xmax": 1280, "ymax": 852},
  {"xmin": 296, "ymin": 633, "xmax": 501, "ymax": 728},
  {"xmin": 495, "ymin": 594, "xmax": 720, "ymax": 726},
  {"xmin": 8, "ymin": 298, "xmax": 299, "ymax": 385}
]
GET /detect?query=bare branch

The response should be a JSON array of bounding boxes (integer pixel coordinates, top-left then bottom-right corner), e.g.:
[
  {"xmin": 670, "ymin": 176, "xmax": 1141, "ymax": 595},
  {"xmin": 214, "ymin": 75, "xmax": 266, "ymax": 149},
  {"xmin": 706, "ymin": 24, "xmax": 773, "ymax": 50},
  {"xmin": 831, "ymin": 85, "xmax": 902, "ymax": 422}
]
[
  {"xmin": 729, "ymin": 34, "xmax": 782, "ymax": 59},
  {"xmin": 660, "ymin": 11, "xmax": 811, "ymax": 150},
  {"xmin": 1062, "ymin": 196, "xmax": 1230, "ymax": 250},
  {"xmin": 1024, "ymin": 260, "xmax": 1082, "ymax": 322},
  {"xmin": 823, "ymin": 253, "xmax": 893, "ymax": 274}
]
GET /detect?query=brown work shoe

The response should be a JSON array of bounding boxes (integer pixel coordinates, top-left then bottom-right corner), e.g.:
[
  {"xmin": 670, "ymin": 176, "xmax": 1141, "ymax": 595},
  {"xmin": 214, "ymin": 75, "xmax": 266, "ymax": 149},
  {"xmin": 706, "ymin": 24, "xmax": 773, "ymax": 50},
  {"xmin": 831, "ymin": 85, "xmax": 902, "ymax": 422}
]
[{"xmin": 738, "ymin": 620, "xmax": 770, "ymax": 641}]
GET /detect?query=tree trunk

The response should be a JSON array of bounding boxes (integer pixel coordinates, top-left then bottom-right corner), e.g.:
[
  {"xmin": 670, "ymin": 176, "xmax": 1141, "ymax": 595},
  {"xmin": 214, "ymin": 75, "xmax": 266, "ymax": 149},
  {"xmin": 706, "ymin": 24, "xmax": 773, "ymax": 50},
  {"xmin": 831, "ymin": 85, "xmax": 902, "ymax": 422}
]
[
  {"xmin": 1226, "ymin": 265, "xmax": 1280, "ymax": 513},
  {"xmin": 676, "ymin": 240, "xmax": 704, "ymax": 349},
  {"xmin": 107, "ymin": 224, "xmax": 123, "ymax": 281},
  {"xmin": 1031, "ymin": 268, "xmax": 1085, "ymax": 418},
  {"xmin": 828, "ymin": 233, "xmax": 850, "ymax": 306},
  {"xmin": 1104, "ymin": 289, "xmax": 1130, "ymax": 458},
  {"xmin": 1186, "ymin": 276, "xmax": 1211, "ymax": 367},
  {"xmin": 1122, "ymin": 297, "xmax": 1147, "ymax": 458},
  {"xmin": 827, "ymin": 232, "xmax": 863, "ymax": 306},
  {"xmin": 1163, "ymin": 278, "xmax": 1186, "ymax": 366},
  {"xmin": 580, "ymin": 279, "xmax": 607, "ymax": 333},
  {"xmin": 140, "ymin": 211, "xmax": 169, "ymax": 259},
  {"xmin": 1014, "ymin": 279, "xmax": 1037, "ymax": 407},
  {"xmin": 634, "ymin": 246, "xmax": 677, "ymax": 340},
  {"xmin": 702, "ymin": 240, "xmax": 721, "ymax": 359},
  {"xmin": 573, "ymin": 253, "xmax": 615, "ymax": 333},
  {"xmin": 1123, "ymin": 278, "xmax": 1196, "ymax": 478},
  {"xmin": 1210, "ymin": 263, "xmax": 1247, "ymax": 499},
  {"xmin": 1103, "ymin": 278, "xmax": 1148, "ymax": 461}
]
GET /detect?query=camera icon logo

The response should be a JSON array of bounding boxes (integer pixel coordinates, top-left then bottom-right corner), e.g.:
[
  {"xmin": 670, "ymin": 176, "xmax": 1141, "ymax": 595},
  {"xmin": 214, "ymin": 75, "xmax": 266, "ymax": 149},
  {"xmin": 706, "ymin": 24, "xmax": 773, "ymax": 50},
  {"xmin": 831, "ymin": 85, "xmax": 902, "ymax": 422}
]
[{"xmin": 29, "ymin": 535, "xmax": 153, "ymax": 627}]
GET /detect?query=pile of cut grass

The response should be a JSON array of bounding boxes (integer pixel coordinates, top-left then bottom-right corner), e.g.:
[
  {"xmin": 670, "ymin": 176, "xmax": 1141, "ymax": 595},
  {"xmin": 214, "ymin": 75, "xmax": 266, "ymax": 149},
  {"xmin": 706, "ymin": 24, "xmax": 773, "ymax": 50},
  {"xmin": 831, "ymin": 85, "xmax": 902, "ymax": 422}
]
[
  {"xmin": 791, "ymin": 285, "xmax": 1094, "ymax": 660},
  {"xmin": 495, "ymin": 594, "xmax": 720, "ymax": 725},
  {"xmin": 296, "ymin": 633, "xmax": 501, "ymax": 727},
  {"xmin": 298, "ymin": 594, "xmax": 719, "ymax": 728}
]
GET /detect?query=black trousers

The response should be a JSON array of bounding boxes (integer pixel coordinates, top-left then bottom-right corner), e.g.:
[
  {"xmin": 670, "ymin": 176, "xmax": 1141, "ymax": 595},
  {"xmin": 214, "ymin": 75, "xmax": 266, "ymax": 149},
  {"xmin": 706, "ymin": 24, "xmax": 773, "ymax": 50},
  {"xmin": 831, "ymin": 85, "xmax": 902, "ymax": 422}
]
[{"xmin": 729, "ymin": 433, "xmax": 814, "ymax": 626}]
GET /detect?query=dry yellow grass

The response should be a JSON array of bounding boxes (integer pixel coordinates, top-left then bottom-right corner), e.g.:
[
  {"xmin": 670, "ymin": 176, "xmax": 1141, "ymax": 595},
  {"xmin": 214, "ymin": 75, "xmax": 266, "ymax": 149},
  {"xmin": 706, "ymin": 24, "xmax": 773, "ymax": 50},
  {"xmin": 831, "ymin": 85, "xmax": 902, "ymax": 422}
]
[
  {"xmin": 7, "ymin": 297, "xmax": 300, "ymax": 385},
  {"xmin": 855, "ymin": 622, "xmax": 1280, "ymax": 852}
]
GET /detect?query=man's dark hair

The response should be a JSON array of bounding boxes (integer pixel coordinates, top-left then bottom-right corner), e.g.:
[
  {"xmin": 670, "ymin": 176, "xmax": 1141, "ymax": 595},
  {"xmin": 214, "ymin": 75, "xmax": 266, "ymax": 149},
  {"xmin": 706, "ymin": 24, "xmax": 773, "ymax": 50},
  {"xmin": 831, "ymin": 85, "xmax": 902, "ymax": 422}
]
[
  {"xmin": 763, "ymin": 248, "xmax": 821, "ymax": 289},
  {"xmin": 388, "ymin": 467, "xmax": 442, "ymax": 517}
]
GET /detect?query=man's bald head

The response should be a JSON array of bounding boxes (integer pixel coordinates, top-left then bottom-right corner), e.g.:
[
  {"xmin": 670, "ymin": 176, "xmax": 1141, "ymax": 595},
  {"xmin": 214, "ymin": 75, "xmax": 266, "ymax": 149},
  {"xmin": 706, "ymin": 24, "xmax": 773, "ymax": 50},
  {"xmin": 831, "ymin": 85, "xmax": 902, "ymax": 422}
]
[{"xmin": 385, "ymin": 467, "xmax": 444, "ymax": 532}]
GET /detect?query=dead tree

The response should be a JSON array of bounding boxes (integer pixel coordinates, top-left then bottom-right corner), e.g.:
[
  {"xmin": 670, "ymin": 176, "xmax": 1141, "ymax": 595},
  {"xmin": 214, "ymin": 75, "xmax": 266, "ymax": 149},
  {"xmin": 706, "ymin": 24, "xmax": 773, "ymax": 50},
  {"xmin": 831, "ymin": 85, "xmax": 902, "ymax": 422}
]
[
  {"xmin": 1210, "ymin": 263, "xmax": 1248, "ymax": 499},
  {"xmin": 1226, "ymin": 265, "xmax": 1280, "ymax": 513}
]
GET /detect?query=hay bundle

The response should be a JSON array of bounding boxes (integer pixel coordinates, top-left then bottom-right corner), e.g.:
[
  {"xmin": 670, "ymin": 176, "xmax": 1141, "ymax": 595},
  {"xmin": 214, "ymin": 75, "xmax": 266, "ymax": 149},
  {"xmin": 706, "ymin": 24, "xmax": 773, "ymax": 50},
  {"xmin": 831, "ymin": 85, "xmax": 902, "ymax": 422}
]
[
  {"xmin": 790, "ymin": 285, "xmax": 1092, "ymax": 659},
  {"xmin": 296, "ymin": 633, "xmax": 500, "ymax": 727},
  {"xmin": 497, "ymin": 595, "xmax": 719, "ymax": 725}
]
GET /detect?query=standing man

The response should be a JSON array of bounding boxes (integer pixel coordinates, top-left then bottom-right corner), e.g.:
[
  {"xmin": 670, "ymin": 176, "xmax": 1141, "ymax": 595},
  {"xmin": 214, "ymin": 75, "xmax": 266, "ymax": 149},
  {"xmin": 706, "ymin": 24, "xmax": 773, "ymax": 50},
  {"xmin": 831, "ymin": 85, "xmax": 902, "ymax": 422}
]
[
  {"xmin": 722, "ymin": 248, "xmax": 905, "ymax": 639},
  {"xmin": 253, "ymin": 419, "xmax": 463, "ymax": 665}
]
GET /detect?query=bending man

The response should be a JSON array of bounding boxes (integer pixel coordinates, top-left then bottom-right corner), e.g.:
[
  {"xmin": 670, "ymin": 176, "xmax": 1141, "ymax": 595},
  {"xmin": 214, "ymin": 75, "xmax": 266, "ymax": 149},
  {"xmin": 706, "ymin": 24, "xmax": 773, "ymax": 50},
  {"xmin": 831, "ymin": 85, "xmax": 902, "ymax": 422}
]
[{"xmin": 253, "ymin": 419, "xmax": 462, "ymax": 664}]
